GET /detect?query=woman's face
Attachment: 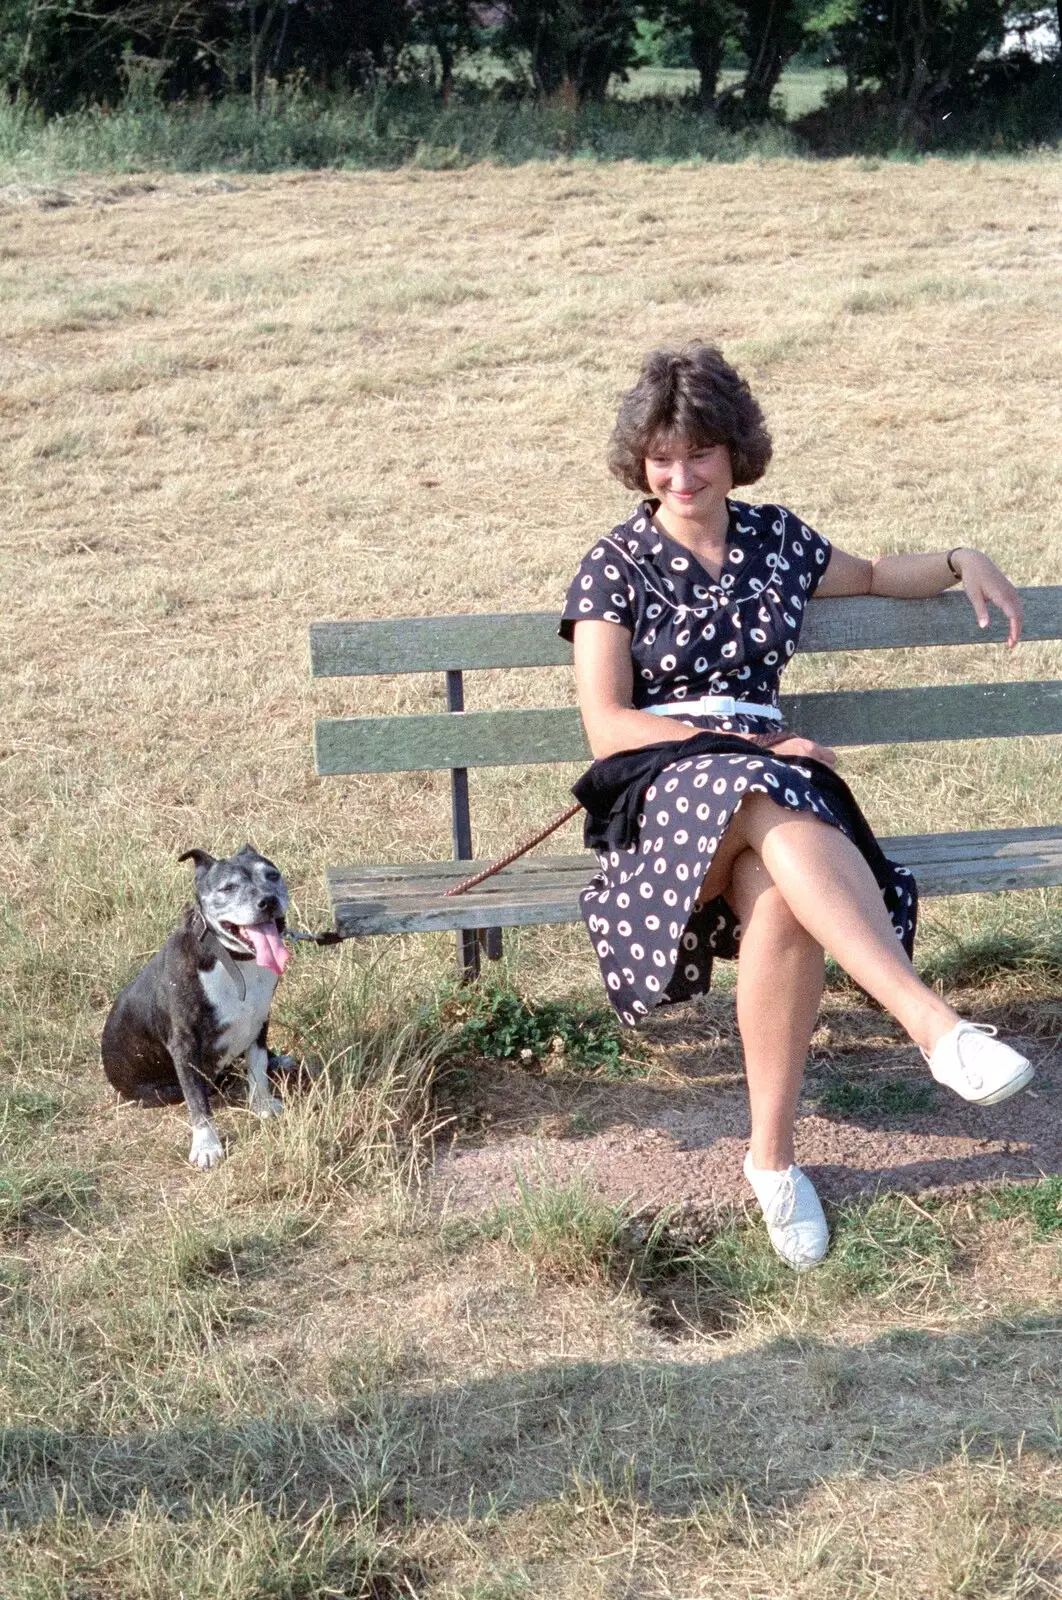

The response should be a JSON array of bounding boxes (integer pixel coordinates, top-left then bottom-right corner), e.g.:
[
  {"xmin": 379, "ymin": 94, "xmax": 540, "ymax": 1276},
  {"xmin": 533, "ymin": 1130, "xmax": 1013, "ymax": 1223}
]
[{"xmin": 644, "ymin": 438, "xmax": 734, "ymax": 522}]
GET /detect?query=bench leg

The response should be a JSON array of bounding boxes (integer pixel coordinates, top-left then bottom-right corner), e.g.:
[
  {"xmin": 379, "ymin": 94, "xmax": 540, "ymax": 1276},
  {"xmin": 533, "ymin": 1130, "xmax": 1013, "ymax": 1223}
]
[
  {"xmin": 446, "ymin": 678, "xmax": 501, "ymax": 978},
  {"xmin": 457, "ymin": 928, "xmax": 481, "ymax": 981}
]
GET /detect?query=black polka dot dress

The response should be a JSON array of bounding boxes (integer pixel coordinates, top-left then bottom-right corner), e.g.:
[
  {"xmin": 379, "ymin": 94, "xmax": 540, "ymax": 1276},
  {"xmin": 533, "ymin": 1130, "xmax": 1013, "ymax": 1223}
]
[{"xmin": 560, "ymin": 498, "xmax": 918, "ymax": 1027}]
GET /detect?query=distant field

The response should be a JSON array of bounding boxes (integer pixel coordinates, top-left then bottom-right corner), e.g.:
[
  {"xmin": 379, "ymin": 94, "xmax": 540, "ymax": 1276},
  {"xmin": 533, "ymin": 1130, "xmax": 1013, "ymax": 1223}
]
[
  {"xmin": 454, "ymin": 54, "xmax": 846, "ymax": 116},
  {"xmin": 3, "ymin": 160, "xmax": 1062, "ymax": 1595},
  {"xmin": 614, "ymin": 63, "xmax": 846, "ymax": 115}
]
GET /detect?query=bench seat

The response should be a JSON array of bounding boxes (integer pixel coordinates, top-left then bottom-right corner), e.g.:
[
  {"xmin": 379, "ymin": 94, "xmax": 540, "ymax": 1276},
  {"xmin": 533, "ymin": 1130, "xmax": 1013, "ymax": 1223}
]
[
  {"xmin": 312, "ymin": 591, "xmax": 1062, "ymax": 973},
  {"xmin": 327, "ymin": 824, "xmax": 1062, "ymax": 938}
]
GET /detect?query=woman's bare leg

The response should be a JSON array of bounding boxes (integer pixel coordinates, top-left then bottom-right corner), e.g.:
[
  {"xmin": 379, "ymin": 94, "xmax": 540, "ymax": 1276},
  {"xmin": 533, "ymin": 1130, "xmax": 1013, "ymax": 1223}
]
[
  {"xmin": 700, "ymin": 791, "xmax": 958, "ymax": 1054},
  {"xmin": 728, "ymin": 849, "xmax": 824, "ymax": 1171}
]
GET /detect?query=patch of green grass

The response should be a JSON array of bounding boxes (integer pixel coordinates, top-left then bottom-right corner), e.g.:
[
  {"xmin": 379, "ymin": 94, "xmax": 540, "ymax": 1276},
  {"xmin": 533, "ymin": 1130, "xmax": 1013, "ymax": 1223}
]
[
  {"xmin": 0, "ymin": 1202, "xmax": 321, "ymax": 1443},
  {"xmin": 0, "ymin": 1166, "xmax": 96, "ymax": 1234},
  {"xmin": 0, "ymin": 1087, "xmax": 63, "ymax": 1155},
  {"xmin": 0, "ymin": 1491, "xmax": 418, "ymax": 1600},
  {"xmin": 225, "ymin": 978, "xmax": 448, "ymax": 1206},
  {"xmin": 843, "ymin": 278, "xmax": 992, "ymax": 316},
  {"xmin": 645, "ymin": 1213, "xmax": 793, "ymax": 1330},
  {"xmin": 846, "ymin": 285, "xmax": 908, "ymax": 314},
  {"xmin": 165, "ymin": 1210, "xmax": 314, "ymax": 1287},
  {"xmin": 30, "ymin": 429, "xmax": 87, "ymax": 460},
  {"xmin": 441, "ymin": 981, "xmax": 646, "ymax": 1078},
  {"xmin": 0, "ymin": 86, "xmax": 796, "ymax": 179},
  {"xmin": 985, "ymin": 1177, "xmax": 1062, "ymax": 1238},
  {"xmin": 457, "ymin": 1575, "xmax": 535, "ymax": 1600},
  {"xmin": 825, "ymin": 1195, "xmax": 955, "ymax": 1300},
  {"xmin": 482, "ymin": 1179, "xmax": 955, "ymax": 1327},
  {"xmin": 636, "ymin": 1193, "xmax": 956, "ymax": 1332},
  {"xmin": 810, "ymin": 1075, "xmax": 937, "ymax": 1118},
  {"xmin": 0, "ymin": 1087, "xmax": 62, "ymax": 1125},
  {"xmin": 481, "ymin": 1173, "xmax": 628, "ymax": 1285},
  {"xmin": 733, "ymin": 325, "xmax": 828, "ymax": 367}
]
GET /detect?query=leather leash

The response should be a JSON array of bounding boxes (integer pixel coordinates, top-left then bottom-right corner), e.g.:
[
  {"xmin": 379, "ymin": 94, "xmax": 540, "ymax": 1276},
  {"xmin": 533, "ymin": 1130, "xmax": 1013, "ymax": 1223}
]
[
  {"xmin": 440, "ymin": 730, "xmax": 793, "ymax": 900},
  {"xmin": 443, "ymin": 801, "xmax": 583, "ymax": 897}
]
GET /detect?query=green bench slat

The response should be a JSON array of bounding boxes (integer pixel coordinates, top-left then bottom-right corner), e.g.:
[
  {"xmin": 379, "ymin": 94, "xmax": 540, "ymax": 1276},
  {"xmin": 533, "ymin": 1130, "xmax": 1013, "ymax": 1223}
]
[
  {"xmin": 315, "ymin": 680, "xmax": 1062, "ymax": 775},
  {"xmin": 310, "ymin": 587, "xmax": 1062, "ymax": 677},
  {"xmin": 316, "ymin": 706, "xmax": 587, "ymax": 774},
  {"xmin": 326, "ymin": 825, "xmax": 1062, "ymax": 935}
]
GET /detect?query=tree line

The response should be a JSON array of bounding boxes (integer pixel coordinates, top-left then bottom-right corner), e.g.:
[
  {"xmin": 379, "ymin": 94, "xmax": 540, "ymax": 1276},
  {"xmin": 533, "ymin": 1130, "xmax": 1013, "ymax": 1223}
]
[{"xmin": 2, "ymin": 0, "xmax": 1058, "ymax": 131}]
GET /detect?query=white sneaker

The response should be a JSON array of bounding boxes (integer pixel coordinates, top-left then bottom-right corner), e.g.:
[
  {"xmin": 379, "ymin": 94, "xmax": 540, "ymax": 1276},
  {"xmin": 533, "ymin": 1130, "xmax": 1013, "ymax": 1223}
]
[
  {"xmin": 743, "ymin": 1152, "xmax": 829, "ymax": 1271},
  {"xmin": 923, "ymin": 1022, "xmax": 1034, "ymax": 1106}
]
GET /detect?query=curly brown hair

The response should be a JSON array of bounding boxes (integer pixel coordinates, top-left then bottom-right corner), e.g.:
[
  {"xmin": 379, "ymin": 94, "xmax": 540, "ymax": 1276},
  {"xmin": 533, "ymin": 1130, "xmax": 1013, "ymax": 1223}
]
[{"xmin": 607, "ymin": 342, "xmax": 772, "ymax": 493}]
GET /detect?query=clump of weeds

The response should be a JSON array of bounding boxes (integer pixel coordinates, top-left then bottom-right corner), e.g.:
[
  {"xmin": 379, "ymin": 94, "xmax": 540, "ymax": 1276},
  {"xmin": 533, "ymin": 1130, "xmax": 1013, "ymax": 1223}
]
[{"xmin": 438, "ymin": 979, "xmax": 648, "ymax": 1078}]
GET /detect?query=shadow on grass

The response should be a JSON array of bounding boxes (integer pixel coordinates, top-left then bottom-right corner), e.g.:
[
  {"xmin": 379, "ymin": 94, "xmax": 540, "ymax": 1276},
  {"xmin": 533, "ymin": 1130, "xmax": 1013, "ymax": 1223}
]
[{"xmin": 3, "ymin": 1313, "xmax": 1060, "ymax": 1533}]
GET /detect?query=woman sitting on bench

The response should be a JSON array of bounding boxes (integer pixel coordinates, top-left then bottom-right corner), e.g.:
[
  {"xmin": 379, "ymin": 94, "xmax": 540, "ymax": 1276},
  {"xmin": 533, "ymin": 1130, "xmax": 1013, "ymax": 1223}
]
[{"xmin": 561, "ymin": 340, "xmax": 1032, "ymax": 1271}]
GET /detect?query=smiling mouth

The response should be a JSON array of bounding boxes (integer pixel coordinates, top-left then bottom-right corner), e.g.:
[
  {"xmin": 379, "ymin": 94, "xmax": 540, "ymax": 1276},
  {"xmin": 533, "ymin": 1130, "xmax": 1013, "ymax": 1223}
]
[
  {"xmin": 221, "ymin": 916, "xmax": 287, "ymax": 942},
  {"xmin": 220, "ymin": 917, "xmax": 290, "ymax": 976}
]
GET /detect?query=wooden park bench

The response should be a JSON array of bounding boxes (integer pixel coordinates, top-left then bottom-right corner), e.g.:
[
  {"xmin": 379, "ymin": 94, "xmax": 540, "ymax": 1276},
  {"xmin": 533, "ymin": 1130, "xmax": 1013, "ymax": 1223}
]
[{"xmin": 310, "ymin": 589, "xmax": 1062, "ymax": 979}]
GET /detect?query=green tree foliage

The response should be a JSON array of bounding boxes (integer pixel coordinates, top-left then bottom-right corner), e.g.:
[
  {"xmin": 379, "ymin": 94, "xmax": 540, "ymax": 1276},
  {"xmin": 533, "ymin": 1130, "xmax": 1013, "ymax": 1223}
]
[
  {"xmin": 264, "ymin": 0, "xmax": 412, "ymax": 88},
  {"xmin": 0, "ymin": 0, "xmax": 1053, "ymax": 140},
  {"xmin": 497, "ymin": 0, "xmax": 645, "ymax": 100},
  {"xmin": 656, "ymin": 0, "xmax": 833, "ymax": 118},
  {"xmin": 654, "ymin": 0, "xmax": 742, "ymax": 105},
  {"xmin": 0, "ymin": 0, "xmax": 217, "ymax": 110},
  {"xmin": 408, "ymin": 0, "xmax": 478, "ymax": 96},
  {"xmin": 0, "ymin": 0, "xmax": 415, "ymax": 110},
  {"xmin": 828, "ymin": 0, "xmax": 1009, "ymax": 120}
]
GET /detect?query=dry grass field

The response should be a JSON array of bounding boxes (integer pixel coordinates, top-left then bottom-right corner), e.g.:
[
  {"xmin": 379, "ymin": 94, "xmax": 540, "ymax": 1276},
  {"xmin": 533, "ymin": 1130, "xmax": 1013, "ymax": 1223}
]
[{"xmin": 3, "ymin": 157, "xmax": 1062, "ymax": 1596}]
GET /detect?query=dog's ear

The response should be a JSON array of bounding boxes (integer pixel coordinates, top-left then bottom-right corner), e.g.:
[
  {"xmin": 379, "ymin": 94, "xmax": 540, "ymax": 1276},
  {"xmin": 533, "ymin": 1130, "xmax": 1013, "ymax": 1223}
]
[{"xmin": 178, "ymin": 849, "xmax": 216, "ymax": 872}]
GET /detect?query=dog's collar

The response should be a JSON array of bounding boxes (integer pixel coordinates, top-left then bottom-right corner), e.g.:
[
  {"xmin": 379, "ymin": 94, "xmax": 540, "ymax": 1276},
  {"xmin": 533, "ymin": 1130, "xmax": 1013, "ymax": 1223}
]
[{"xmin": 192, "ymin": 909, "xmax": 248, "ymax": 1001}]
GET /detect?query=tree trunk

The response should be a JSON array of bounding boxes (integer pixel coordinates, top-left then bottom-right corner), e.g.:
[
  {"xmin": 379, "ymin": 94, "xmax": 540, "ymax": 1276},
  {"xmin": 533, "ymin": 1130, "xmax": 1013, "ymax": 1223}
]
[
  {"xmin": 685, "ymin": 0, "xmax": 733, "ymax": 110},
  {"xmin": 249, "ymin": 1, "xmax": 257, "ymax": 107},
  {"xmin": 438, "ymin": 41, "xmax": 455, "ymax": 100},
  {"xmin": 248, "ymin": 1, "xmax": 285, "ymax": 109},
  {"xmin": 17, "ymin": 0, "xmax": 44, "ymax": 101},
  {"xmin": 690, "ymin": 27, "xmax": 725, "ymax": 108},
  {"xmin": 740, "ymin": 0, "xmax": 796, "ymax": 118}
]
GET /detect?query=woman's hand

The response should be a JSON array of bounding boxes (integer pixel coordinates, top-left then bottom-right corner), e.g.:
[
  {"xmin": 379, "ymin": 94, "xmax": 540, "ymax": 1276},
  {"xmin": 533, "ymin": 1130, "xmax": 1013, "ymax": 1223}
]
[
  {"xmin": 768, "ymin": 736, "xmax": 837, "ymax": 770},
  {"xmin": 951, "ymin": 549, "xmax": 1024, "ymax": 648}
]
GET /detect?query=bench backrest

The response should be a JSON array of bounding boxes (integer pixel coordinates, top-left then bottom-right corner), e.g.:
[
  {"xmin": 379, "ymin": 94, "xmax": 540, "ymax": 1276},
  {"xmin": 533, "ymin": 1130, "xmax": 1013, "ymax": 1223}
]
[{"xmin": 311, "ymin": 588, "xmax": 1062, "ymax": 777}]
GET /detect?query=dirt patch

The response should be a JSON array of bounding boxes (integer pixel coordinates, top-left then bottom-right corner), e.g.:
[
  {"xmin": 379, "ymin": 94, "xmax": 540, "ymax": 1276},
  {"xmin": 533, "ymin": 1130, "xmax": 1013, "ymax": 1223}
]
[{"xmin": 432, "ymin": 992, "xmax": 1062, "ymax": 1218}]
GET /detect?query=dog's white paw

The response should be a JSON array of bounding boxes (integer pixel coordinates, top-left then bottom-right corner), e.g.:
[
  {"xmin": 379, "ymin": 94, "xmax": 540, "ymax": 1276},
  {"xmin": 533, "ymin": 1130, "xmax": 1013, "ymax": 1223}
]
[
  {"xmin": 189, "ymin": 1123, "xmax": 225, "ymax": 1169},
  {"xmin": 248, "ymin": 1086, "xmax": 285, "ymax": 1119}
]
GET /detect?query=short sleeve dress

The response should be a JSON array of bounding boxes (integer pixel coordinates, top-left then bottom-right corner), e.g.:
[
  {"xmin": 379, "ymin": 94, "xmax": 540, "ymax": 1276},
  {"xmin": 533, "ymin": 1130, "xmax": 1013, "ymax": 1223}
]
[{"xmin": 560, "ymin": 497, "xmax": 917, "ymax": 1027}]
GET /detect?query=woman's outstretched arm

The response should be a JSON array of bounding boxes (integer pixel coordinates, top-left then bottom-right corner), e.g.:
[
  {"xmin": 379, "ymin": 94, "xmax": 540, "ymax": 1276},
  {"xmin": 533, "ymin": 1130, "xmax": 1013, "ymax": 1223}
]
[{"xmin": 816, "ymin": 546, "xmax": 1024, "ymax": 648}]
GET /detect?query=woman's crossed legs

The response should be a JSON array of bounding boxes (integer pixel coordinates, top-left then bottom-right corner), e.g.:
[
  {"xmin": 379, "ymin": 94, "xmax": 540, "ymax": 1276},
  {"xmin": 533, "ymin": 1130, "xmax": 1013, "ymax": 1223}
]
[
  {"xmin": 700, "ymin": 791, "xmax": 960, "ymax": 1172},
  {"xmin": 700, "ymin": 792, "xmax": 1031, "ymax": 1268}
]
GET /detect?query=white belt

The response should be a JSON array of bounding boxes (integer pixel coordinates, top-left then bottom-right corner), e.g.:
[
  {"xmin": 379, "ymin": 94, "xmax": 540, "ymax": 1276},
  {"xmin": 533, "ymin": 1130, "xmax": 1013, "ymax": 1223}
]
[{"xmin": 645, "ymin": 695, "xmax": 783, "ymax": 722}]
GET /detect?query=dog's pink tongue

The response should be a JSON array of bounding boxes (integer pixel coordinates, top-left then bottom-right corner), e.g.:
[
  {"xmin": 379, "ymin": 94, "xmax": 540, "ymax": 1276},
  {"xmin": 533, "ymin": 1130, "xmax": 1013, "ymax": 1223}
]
[{"xmin": 243, "ymin": 921, "xmax": 290, "ymax": 977}]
